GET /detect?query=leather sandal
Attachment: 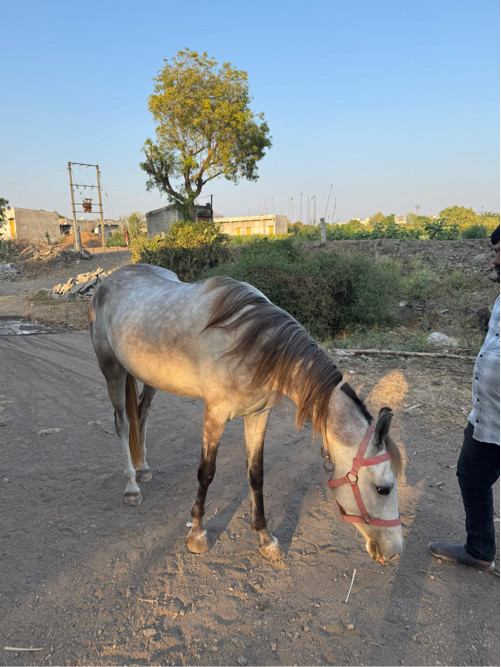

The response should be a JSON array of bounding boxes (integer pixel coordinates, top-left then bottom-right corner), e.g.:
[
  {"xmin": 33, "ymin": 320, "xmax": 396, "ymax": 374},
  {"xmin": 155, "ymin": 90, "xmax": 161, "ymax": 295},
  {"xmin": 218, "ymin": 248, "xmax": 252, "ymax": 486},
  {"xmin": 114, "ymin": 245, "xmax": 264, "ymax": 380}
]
[{"xmin": 428, "ymin": 542, "xmax": 495, "ymax": 570}]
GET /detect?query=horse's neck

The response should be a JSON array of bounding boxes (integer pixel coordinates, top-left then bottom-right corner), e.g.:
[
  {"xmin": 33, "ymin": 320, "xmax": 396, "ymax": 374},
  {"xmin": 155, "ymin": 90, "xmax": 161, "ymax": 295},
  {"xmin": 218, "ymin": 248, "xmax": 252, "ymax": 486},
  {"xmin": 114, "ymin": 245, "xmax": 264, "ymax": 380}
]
[{"xmin": 325, "ymin": 390, "xmax": 370, "ymax": 453}]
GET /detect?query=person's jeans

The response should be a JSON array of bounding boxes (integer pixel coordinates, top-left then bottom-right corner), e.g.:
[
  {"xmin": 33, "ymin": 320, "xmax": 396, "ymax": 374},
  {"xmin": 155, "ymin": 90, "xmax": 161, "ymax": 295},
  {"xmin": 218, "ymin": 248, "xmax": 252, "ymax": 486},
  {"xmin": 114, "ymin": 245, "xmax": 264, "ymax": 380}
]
[{"xmin": 456, "ymin": 421, "xmax": 500, "ymax": 561}]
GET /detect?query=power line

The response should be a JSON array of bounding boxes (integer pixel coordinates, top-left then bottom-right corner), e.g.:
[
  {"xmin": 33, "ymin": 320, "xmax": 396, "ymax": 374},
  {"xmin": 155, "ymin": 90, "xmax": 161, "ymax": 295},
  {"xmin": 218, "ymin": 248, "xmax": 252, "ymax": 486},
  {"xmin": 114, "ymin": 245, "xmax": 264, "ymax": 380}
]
[{"xmin": 0, "ymin": 167, "xmax": 67, "ymax": 189}]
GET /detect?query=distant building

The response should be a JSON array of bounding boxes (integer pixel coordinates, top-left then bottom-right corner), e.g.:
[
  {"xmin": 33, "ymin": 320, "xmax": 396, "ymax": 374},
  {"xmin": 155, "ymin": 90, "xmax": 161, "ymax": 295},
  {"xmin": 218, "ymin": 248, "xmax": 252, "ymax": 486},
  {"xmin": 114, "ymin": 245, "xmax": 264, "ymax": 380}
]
[
  {"xmin": 2, "ymin": 207, "xmax": 62, "ymax": 243},
  {"xmin": 145, "ymin": 205, "xmax": 290, "ymax": 238},
  {"xmin": 90, "ymin": 220, "xmax": 120, "ymax": 239},
  {"xmin": 146, "ymin": 204, "xmax": 213, "ymax": 238},
  {"xmin": 395, "ymin": 216, "xmax": 407, "ymax": 224},
  {"xmin": 217, "ymin": 214, "xmax": 289, "ymax": 236}
]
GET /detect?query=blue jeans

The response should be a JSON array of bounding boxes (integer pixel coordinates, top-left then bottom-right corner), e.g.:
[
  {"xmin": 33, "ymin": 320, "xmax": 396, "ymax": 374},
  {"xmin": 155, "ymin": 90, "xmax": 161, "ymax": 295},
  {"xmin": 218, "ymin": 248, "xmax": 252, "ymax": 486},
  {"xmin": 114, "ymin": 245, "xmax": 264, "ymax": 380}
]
[{"xmin": 456, "ymin": 422, "xmax": 500, "ymax": 562}]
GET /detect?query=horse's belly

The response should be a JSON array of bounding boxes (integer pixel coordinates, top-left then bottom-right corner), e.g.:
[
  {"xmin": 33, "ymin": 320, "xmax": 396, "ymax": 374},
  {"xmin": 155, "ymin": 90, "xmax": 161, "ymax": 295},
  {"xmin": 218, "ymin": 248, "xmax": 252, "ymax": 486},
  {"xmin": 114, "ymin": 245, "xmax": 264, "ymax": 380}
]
[{"xmin": 123, "ymin": 349, "xmax": 204, "ymax": 399}]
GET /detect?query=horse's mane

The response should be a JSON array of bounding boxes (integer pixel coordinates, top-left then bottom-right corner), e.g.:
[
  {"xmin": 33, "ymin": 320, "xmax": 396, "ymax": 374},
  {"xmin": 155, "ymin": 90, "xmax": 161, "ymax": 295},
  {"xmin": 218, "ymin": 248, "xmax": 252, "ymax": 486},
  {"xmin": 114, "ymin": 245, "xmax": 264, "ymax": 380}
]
[{"xmin": 203, "ymin": 276, "xmax": 372, "ymax": 436}]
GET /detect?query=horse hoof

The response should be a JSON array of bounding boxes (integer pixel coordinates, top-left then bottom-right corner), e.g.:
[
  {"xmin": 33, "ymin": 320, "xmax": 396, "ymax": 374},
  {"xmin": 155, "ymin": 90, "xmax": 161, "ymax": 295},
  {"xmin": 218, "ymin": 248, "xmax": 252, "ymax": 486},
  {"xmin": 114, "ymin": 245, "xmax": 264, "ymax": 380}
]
[
  {"xmin": 187, "ymin": 531, "xmax": 209, "ymax": 554},
  {"xmin": 137, "ymin": 469, "xmax": 152, "ymax": 483},
  {"xmin": 124, "ymin": 491, "xmax": 143, "ymax": 506},
  {"xmin": 259, "ymin": 541, "xmax": 285, "ymax": 562}
]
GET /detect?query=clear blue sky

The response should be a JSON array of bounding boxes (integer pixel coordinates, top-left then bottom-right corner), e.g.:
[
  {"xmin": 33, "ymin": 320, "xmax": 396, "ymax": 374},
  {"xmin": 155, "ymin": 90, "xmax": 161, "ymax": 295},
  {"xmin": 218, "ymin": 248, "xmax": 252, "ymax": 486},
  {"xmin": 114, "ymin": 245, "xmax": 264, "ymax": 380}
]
[{"xmin": 1, "ymin": 0, "xmax": 499, "ymax": 223}]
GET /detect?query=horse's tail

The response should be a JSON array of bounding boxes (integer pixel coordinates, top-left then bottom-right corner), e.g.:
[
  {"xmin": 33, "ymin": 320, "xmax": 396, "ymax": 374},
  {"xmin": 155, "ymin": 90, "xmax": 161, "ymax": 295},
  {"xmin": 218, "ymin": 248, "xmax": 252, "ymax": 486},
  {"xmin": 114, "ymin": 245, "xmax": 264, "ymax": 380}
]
[{"xmin": 125, "ymin": 373, "xmax": 141, "ymax": 468}]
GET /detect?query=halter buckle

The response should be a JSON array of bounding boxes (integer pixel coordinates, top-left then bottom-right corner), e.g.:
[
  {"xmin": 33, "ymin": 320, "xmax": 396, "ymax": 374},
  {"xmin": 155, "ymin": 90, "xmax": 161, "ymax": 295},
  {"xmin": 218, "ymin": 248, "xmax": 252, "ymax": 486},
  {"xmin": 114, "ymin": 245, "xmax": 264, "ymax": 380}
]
[
  {"xmin": 347, "ymin": 470, "xmax": 358, "ymax": 484},
  {"xmin": 320, "ymin": 446, "xmax": 334, "ymax": 472}
]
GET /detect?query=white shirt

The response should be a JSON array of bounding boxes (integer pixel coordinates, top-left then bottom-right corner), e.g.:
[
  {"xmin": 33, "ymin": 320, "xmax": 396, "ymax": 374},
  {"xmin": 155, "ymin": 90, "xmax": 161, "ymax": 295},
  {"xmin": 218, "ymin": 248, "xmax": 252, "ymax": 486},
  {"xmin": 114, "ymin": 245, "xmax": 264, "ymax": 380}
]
[{"xmin": 469, "ymin": 295, "xmax": 500, "ymax": 445}]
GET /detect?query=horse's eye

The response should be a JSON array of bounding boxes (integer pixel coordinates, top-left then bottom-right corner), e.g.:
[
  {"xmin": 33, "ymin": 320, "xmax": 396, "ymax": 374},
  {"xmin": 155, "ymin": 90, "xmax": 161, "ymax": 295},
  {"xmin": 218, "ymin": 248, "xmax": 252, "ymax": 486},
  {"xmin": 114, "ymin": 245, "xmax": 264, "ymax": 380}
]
[{"xmin": 376, "ymin": 486, "xmax": 392, "ymax": 495}]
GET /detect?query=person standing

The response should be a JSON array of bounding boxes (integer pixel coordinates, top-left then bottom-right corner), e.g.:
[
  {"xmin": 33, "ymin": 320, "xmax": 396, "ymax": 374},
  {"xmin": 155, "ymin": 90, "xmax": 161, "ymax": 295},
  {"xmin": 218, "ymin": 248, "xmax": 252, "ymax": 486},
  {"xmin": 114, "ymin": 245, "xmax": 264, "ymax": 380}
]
[{"xmin": 429, "ymin": 225, "xmax": 500, "ymax": 570}]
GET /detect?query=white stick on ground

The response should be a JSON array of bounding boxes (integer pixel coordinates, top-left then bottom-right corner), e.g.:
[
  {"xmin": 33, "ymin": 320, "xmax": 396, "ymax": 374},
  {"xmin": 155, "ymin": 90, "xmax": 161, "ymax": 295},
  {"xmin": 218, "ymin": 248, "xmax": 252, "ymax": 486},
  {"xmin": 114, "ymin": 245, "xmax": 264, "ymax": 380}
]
[{"xmin": 345, "ymin": 568, "xmax": 357, "ymax": 603}]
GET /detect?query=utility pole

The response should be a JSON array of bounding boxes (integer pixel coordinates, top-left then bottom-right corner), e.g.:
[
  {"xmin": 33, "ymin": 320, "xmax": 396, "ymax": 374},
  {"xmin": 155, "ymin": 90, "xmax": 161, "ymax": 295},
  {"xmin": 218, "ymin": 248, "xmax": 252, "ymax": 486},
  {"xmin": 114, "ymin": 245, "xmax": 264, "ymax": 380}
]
[
  {"xmin": 67, "ymin": 162, "xmax": 82, "ymax": 252},
  {"xmin": 325, "ymin": 184, "xmax": 333, "ymax": 220},
  {"xmin": 415, "ymin": 204, "xmax": 422, "ymax": 216},
  {"xmin": 96, "ymin": 165, "xmax": 105, "ymax": 248},
  {"xmin": 68, "ymin": 161, "xmax": 106, "ymax": 250}
]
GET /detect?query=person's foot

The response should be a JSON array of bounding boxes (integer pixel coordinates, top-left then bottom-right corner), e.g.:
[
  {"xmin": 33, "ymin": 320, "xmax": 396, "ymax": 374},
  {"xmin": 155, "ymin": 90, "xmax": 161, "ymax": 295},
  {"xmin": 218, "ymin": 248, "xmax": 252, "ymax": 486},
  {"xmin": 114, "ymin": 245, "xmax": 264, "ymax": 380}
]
[{"xmin": 428, "ymin": 542, "xmax": 495, "ymax": 570}]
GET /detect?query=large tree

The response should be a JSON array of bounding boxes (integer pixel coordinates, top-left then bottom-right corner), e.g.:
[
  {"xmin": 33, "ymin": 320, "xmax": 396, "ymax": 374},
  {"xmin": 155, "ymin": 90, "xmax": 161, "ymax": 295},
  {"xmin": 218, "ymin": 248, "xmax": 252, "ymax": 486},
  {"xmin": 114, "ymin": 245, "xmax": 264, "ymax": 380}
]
[{"xmin": 140, "ymin": 49, "xmax": 272, "ymax": 221}]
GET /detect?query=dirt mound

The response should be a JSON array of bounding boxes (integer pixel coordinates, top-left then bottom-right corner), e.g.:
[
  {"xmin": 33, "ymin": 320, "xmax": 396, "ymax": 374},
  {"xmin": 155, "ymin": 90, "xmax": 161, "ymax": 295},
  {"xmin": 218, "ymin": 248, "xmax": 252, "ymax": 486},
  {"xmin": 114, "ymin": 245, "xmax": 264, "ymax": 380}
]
[{"xmin": 62, "ymin": 229, "xmax": 107, "ymax": 249}]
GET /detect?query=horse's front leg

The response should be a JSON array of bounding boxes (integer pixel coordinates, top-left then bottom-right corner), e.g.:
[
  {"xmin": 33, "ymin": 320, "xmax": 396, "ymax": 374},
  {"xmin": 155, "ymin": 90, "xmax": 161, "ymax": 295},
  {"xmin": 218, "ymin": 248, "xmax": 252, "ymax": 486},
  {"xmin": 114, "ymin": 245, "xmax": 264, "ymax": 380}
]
[
  {"xmin": 187, "ymin": 407, "xmax": 227, "ymax": 555},
  {"xmin": 244, "ymin": 409, "xmax": 285, "ymax": 562},
  {"xmin": 135, "ymin": 384, "xmax": 157, "ymax": 482}
]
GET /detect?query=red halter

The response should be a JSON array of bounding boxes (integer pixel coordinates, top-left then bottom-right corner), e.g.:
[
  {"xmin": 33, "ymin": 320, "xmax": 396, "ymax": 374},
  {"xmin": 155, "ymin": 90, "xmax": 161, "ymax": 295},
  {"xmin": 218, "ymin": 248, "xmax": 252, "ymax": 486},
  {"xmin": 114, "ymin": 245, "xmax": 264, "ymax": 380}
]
[{"xmin": 327, "ymin": 424, "xmax": 401, "ymax": 528}]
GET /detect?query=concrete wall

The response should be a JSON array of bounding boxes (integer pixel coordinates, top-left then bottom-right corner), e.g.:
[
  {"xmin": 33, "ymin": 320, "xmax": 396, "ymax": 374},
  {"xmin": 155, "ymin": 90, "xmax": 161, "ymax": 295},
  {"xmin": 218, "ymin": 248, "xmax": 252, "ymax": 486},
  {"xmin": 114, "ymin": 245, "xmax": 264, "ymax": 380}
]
[
  {"xmin": 146, "ymin": 205, "xmax": 213, "ymax": 238},
  {"xmin": 218, "ymin": 214, "xmax": 289, "ymax": 236},
  {"xmin": 4, "ymin": 207, "xmax": 62, "ymax": 242}
]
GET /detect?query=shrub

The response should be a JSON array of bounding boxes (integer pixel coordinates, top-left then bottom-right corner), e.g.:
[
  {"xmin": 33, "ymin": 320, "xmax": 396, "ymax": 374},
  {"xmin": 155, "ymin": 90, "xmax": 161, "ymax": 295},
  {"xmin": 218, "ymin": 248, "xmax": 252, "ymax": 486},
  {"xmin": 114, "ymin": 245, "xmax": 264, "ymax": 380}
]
[
  {"xmin": 400, "ymin": 262, "xmax": 438, "ymax": 300},
  {"xmin": 107, "ymin": 230, "xmax": 126, "ymax": 247},
  {"xmin": 461, "ymin": 224, "xmax": 488, "ymax": 239},
  {"xmin": 143, "ymin": 244, "xmax": 231, "ymax": 282},
  {"xmin": 166, "ymin": 220, "xmax": 228, "ymax": 248},
  {"xmin": 202, "ymin": 240, "xmax": 401, "ymax": 340},
  {"xmin": 423, "ymin": 220, "xmax": 460, "ymax": 239}
]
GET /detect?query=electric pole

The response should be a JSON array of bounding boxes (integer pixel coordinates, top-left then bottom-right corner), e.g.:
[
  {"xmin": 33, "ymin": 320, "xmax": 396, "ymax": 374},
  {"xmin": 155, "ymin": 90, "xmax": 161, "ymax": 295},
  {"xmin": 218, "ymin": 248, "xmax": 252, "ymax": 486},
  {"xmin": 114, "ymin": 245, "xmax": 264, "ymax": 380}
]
[
  {"xmin": 96, "ymin": 165, "xmax": 105, "ymax": 248},
  {"xmin": 68, "ymin": 161, "xmax": 107, "ymax": 250}
]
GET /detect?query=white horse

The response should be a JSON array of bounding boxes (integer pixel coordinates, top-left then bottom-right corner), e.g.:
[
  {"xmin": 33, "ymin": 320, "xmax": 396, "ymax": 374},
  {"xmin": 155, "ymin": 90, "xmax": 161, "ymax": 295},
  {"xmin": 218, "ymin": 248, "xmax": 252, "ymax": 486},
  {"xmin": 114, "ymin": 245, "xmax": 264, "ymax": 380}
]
[{"xmin": 89, "ymin": 264, "xmax": 402, "ymax": 563}]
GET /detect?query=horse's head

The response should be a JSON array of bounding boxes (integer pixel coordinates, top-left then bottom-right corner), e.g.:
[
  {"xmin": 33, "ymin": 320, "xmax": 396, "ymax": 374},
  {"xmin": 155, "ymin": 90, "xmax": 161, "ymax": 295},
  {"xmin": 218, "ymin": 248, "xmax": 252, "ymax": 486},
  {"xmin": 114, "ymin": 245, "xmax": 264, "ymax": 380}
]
[{"xmin": 325, "ymin": 399, "xmax": 403, "ymax": 564}]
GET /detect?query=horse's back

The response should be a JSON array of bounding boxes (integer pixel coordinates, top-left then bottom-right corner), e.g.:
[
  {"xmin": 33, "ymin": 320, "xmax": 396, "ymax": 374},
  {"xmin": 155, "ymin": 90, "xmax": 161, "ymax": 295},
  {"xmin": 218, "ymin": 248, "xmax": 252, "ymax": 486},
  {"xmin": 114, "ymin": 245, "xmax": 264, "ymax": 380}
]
[{"xmin": 88, "ymin": 264, "xmax": 241, "ymax": 398}]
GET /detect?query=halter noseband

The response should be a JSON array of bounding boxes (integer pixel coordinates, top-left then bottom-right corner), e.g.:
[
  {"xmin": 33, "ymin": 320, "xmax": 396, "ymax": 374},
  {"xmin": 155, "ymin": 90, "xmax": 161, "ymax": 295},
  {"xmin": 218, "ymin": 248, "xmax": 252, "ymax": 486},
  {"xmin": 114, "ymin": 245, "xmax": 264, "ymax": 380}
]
[{"xmin": 326, "ymin": 423, "xmax": 401, "ymax": 528}]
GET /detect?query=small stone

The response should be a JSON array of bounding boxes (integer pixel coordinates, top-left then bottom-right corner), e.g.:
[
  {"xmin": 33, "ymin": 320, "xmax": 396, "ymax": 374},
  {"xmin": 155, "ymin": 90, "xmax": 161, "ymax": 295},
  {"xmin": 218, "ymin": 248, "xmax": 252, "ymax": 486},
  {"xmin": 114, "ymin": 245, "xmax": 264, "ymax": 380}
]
[
  {"xmin": 426, "ymin": 332, "xmax": 459, "ymax": 347},
  {"xmin": 143, "ymin": 628, "xmax": 157, "ymax": 637},
  {"xmin": 271, "ymin": 642, "xmax": 277, "ymax": 652},
  {"xmin": 237, "ymin": 656, "xmax": 248, "ymax": 665},
  {"xmin": 347, "ymin": 624, "xmax": 355, "ymax": 631}
]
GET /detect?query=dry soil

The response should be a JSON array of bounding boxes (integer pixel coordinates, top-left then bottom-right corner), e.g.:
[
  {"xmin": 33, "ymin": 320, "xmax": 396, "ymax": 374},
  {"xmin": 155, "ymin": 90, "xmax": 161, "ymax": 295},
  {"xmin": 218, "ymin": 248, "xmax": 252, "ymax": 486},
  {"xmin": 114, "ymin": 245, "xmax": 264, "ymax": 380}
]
[{"xmin": 0, "ymin": 244, "xmax": 499, "ymax": 667}]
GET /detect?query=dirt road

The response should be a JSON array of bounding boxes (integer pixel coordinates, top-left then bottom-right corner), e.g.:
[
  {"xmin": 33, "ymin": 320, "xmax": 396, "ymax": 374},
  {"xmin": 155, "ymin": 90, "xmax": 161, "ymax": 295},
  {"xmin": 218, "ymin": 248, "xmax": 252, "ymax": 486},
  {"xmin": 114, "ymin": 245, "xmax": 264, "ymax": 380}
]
[
  {"xmin": 0, "ymin": 325, "xmax": 499, "ymax": 666},
  {"xmin": 0, "ymin": 247, "xmax": 499, "ymax": 666}
]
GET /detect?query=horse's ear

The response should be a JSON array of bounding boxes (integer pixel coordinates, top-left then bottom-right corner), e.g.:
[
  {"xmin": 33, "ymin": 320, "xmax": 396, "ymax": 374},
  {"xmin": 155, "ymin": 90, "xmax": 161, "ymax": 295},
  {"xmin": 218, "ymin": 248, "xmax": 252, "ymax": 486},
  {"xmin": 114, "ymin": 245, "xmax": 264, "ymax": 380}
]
[{"xmin": 375, "ymin": 407, "xmax": 393, "ymax": 447}]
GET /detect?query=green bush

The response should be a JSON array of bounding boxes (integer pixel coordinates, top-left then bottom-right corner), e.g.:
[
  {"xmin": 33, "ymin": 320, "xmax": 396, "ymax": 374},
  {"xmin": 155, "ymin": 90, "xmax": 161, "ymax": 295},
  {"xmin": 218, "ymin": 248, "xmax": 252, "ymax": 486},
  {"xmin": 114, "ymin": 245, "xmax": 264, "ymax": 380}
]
[
  {"xmin": 461, "ymin": 224, "xmax": 488, "ymax": 239},
  {"xmin": 107, "ymin": 230, "xmax": 126, "ymax": 247},
  {"xmin": 400, "ymin": 262, "xmax": 438, "ymax": 300},
  {"xmin": 130, "ymin": 235, "xmax": 164, "ymax": 263},
  {"xmin": 166, "ymin": 220, "xmax": 229, "ymax": 248},
  {"xmin": 202, "ymin": 240, "xmax": 401, "ymax": 340},
  {"xmin": 143, "ymin": 244, "xmax": 231, "ymax": 282}
]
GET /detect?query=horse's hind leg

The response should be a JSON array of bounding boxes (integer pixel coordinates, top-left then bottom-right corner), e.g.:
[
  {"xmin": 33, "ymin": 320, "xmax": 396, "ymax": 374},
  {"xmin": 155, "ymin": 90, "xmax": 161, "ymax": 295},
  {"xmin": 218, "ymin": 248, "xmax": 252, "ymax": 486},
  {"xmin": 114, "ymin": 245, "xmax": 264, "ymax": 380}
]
[
  {"xmin": 103, "ymin": 365, "xmax": 143, "ymax": 505},
  {"xmin": 187, "ymin": 406, "xmax": 227, "ymax": 555},
  {"xmin": 135, "ymin": 384, "xmax": 157, "ymax": 482},
  {"xmin": 244, "ymin": 409, "xmax": 285, "ymax": 562}
]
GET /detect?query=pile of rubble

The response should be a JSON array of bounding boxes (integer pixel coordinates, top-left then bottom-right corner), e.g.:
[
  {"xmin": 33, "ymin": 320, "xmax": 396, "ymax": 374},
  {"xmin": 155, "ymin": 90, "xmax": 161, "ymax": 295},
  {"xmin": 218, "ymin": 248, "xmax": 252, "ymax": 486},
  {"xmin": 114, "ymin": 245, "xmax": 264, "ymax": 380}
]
[
  {"xmin": 17, "ymin": 243, "xmax": 92, "ymax": 264},
  {"xmin": 49, "ymin": 267, "xmax": 109, "ymax": 300},
  {"xmin": 0, "ymin": 262, "xmax": 22, "ymax": 281}
]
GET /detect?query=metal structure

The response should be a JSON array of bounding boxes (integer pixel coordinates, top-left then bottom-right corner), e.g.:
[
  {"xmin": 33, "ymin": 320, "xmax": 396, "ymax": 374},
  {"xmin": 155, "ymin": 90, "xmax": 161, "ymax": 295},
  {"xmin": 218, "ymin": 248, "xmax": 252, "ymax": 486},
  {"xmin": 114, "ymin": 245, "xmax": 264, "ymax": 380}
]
[{"xmin": 67, "ymin": 162, "xmax": 106, "ymax": 251}]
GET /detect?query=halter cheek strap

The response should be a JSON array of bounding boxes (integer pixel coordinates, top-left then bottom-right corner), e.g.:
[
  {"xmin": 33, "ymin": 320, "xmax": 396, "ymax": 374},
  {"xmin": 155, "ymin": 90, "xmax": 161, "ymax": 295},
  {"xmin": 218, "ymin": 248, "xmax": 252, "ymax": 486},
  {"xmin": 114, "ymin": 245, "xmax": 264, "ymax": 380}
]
[{"xmin": 327, "ymin": 423, "xmax": 402, "ymax": 528}]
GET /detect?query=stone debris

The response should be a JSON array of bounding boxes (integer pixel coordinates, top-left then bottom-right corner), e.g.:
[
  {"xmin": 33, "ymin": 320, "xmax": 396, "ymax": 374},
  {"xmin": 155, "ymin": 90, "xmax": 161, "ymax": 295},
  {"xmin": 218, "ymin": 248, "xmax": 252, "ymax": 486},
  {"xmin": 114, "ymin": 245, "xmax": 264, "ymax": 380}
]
[
  {"xmin": 426, "ymin": 332, "xmax": 460, "ymax": 347},
  {"xmin": 16, "ymin": 243, "xmax": 92, "ymax": 264},
  {"xmin": 0, "ymin": 262, "xmax": 22, "ymax": 281},
  {"xmin": 50, "ymin": 267, "xmax": 109, "ymax": 300}
]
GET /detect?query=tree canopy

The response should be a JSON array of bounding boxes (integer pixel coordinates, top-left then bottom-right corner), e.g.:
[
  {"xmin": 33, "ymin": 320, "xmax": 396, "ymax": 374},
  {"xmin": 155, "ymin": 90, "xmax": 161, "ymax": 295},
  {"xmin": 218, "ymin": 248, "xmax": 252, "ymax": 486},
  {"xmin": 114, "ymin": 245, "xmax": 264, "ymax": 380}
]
[{"xmin": 140, "ymin": 49, "xmax": 272, "ymax": 221}]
